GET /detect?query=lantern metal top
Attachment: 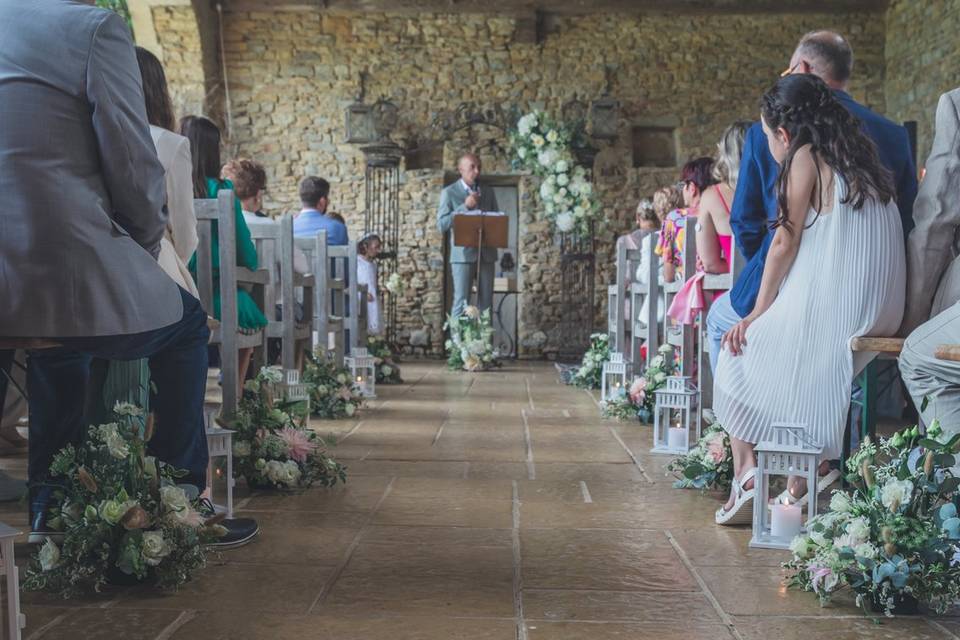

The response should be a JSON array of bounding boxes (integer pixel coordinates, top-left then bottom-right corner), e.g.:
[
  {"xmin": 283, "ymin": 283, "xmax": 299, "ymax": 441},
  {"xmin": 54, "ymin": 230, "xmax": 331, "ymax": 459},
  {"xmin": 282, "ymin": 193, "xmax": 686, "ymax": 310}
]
[
  {"xmin": 754, "ymin": 423, "xmax": 822, "ymax": 455},
  {"xmin": 609, "ymin": 353, "xmax": 624, "ymax": 364},
  {"xmin": 654, "ymin": 375, "xmax": 696, "ymax": 397}
]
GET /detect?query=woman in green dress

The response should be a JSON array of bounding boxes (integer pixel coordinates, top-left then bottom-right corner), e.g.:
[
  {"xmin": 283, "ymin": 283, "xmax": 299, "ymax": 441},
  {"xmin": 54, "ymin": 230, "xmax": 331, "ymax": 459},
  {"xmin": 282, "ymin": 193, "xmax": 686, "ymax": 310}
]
[{"xmin": 180, "ymin": 116, "xmax": 268, "ymax": 396}]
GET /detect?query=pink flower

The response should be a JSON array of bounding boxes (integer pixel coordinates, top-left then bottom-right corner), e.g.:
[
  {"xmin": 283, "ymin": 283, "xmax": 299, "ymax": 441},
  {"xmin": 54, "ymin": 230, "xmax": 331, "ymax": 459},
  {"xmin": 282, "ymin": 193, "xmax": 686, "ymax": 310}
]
[
  {"xmin": 704, "ymin": 432, "xmax": 727, "ymax": 464},
  {"xmin": 809, "ymin": 564, "xmax": 838, "ymax": 594},
  {"xmin": 337, "ymin": 386, "xmax": 353, "ymax": 401},
  {"xmin": 628, "ymin": 378, "xmax": 646, "ymax": 404},
  {"xmin": 278, "ymin": 426, "xmax": 317, "ymax": 463}
]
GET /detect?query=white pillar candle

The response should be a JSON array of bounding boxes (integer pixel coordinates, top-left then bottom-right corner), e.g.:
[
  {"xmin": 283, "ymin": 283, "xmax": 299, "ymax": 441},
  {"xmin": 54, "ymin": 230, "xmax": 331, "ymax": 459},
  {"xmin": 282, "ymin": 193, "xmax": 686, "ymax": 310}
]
[
  {"xmin": 770, "ymin": 500, "xmax": 803, "ymax": 539},
  {"xmin": 668, "ymin": 427, "xmax": 687, "ymax": 451}
]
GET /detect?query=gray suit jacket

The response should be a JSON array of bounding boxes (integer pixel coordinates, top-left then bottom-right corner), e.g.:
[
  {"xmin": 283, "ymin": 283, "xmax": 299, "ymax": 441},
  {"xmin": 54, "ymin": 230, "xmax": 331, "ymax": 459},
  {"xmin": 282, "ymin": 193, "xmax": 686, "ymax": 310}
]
[
  {"xmin": 437, "ymin": 180, "xmax": 500, "ymax": 264},
  {"xmin": 0, "ymin": 0, "xmax": 182, "ymax": 337},
  {"xmin": 902, "ymin": 89, "xmax": 960, "ymax": 334}
]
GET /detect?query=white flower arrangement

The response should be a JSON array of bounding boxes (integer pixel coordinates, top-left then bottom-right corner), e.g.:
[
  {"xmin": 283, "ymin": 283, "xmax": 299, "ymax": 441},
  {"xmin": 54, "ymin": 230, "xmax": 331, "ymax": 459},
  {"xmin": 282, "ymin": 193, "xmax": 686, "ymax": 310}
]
[
  {"xmin": 445, "ymin": 308, "xmax": 500, "ymax": 372},
  {"xmin": 384, "ymin": 272, "xmax": 405, "ymax": 296},
  {"xmin": 510, "ymin": 110, "xmax": 602, "ymax": 236}
]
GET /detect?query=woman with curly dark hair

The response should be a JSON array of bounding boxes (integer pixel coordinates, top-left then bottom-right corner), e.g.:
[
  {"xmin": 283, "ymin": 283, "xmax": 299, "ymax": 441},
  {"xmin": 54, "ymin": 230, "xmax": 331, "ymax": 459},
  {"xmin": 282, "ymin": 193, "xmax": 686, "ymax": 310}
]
[{"xmin": 713, "ymin": 74, "xmax": 905, "ymax": 525}]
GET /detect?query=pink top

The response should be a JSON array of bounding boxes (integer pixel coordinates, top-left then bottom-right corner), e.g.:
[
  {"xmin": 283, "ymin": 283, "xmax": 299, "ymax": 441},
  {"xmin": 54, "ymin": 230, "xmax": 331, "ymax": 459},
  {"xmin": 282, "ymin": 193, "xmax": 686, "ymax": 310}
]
[{"xmin": 715, "ymin": 187, "xmax": 733, "ymax": 265}]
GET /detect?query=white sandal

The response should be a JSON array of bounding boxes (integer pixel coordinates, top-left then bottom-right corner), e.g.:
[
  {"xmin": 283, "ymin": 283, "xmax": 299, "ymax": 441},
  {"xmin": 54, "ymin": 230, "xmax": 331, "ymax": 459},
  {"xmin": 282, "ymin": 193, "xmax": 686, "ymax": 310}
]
[
  {"xmin": 715, "ymin": 467, "xmax": 756, "ymax": 526},
  {"xmin": 775, "ymin": 468, "xmax": 842, "ymax": 508}
]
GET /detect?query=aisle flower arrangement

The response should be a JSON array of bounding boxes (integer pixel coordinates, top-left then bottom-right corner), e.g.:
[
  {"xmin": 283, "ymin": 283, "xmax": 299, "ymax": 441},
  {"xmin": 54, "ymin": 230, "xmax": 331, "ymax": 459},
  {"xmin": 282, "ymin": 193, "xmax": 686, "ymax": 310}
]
[
  {"xmin": 444, "ymin": 306, "xmax": 500, "ymax": 372},
  {"xmin": 569, "ymin": 333, "xmax": 610, "ymax": 389},
  {"xmin": 600, "ymin": 387, "xmax": 640, "ymax": 421},
  {"xmin": 631, "ymin": 343, "xmax": 676, "ymax": 421},
  {"xmin": 229, "ymin": 367, "xmax": 346, "ymax": 490},
  {"xmin": 367, "ymin": 335, "xmax": 403, "ymax": 384},
  {"xmin": 784, "ymin": 420, "xmax": 960, "ymax": 616},
  {"xmin": 510, "ymin": 110, "xmax": 602, "ymax": 236},
  {"xmin": 23, "ymin": 403, "xmax": 220, "ymax": 597},
  {"xmin": 667, "ymin": 410, "xmax": 733, "ymax": 491},
  {"xmin": 303, "ymin": 351, "xmax": 365, "ymax": 419}
]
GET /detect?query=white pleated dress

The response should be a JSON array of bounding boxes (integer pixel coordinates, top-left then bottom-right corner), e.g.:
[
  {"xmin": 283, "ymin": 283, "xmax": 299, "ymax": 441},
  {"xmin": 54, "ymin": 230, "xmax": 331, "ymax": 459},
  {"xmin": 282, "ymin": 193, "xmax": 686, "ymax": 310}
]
[{"xmin": 713, "ymin": 174, "xmax": 905, "ymax": 460}]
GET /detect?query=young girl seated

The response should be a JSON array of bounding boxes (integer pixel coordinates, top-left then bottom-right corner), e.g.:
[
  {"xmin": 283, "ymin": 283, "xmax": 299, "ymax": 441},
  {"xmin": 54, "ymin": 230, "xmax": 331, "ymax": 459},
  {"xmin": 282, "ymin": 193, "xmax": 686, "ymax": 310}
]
[{"xmin": 356, "ymin": 233, "xmax": 383, "ymax": 336}]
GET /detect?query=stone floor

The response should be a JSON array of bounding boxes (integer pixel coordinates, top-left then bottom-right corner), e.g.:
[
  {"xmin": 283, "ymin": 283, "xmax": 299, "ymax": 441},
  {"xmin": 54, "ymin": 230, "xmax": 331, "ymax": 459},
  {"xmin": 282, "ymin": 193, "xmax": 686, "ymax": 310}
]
[{"xmin": 2, "ymin": 361, "xmax": 957, "ymax": 639}]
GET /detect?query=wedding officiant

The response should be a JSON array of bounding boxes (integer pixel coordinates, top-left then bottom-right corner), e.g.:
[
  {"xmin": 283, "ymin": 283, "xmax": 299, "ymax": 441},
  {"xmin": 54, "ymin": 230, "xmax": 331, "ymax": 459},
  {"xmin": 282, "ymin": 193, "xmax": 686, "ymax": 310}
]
[{"xmin": 437, "ymin": 153, "xmax": 500, "ymax": 318}]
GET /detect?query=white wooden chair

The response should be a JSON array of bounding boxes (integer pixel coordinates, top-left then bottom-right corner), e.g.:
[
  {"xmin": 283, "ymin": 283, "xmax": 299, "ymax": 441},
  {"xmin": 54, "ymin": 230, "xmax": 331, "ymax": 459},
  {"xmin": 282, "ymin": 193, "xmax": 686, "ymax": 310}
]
[
  {"xmin": 697, "ymin": 239, "xmax": 745, "ymax": 409},
  {"xmin": 296, "ymin": 230, "xmax": 345, "ymax": 364},
  {"xmin": 193, "ymin": 190, "xmax": 268, "ymax": 417},
  {"xmin": 661, "ymin": 226, "xmax": 698, "ymax": 377},
  {"xmin": 250, "ymin": 215, "xmax": 315, "ymax": 371},
  {"xmin": 631, "ymin": 231, "xmax": 661, "ymax": 370}
]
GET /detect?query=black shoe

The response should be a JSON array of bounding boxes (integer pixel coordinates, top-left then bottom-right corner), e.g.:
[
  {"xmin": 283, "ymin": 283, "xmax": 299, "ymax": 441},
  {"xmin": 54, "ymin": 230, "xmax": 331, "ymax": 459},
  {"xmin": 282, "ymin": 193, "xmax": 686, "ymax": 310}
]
[
  {"xmin": 28, "ymin": 485, "xmax": 63, "ymax": 545},
  {"xmin": 197, "ymin": 498, "xmax": 260, "ymax": 550}
]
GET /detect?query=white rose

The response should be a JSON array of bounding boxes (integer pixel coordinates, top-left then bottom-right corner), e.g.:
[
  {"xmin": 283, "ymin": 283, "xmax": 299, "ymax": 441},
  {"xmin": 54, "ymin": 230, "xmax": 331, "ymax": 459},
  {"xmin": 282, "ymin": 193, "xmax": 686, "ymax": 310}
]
[
  {"xmin": 314, "ymin": 384, "xmax": 328, "ymax": 397},
  {"xmin": 518, "ymin": 146, "xmax": 527, "ymax": 159},
  {"xmin": 845, "ymin": 517, "xmax": 870, "ymax": 544},
  {"xmin": 854, "ymin": 542, "xmax": 877, "ymax": 559},
  {"xmin": 39, "ymin": 538, "xmax": 61, "ymax": 572},
  {"xmin": 537, "ymin": 149, "xmax": 556, "ymax": 167},
  {"xmin": 880, "ymin": 478, "xmax": 913, "ymax": 511},
  {"xmin": 556, "ymin": 172, "xmax": 569, "ymax": 187},
  {"xmin": 160, "ymin": 486, "xmax": 192, "ymax": 522},
  {"xmin": 112, "ymin": 402, "xmax": 142, "ymax": 417},
  {"xmin": 336, "ymin": 373, "xmax": 347, "ymax": 385},
  {"xmin": 531, "ymin": 134, "xmax": 545, "ymax": 148},
  {"xmin": 539, "ymin": 180, "xmax": 555, "ymax": 200},
  {"xmin": 381, "ymin": 365, "xmax": 393, "ymax": 377},
  {"xmin": 553, "ymin": 188, "xmax": 568, "ymax": 205},
  {"xmin": 555, "ymin": 212, "xmax": 575, "ymax": 233},
  {"xmin": 829, "ymin": 491, "xmax": 853, "ymax": 513},
  {"xmin": 789, "ymin": 535, "xmax": 815, "ymax": 559},
  {"xmin": 545, "ymin": 129, "xmax": 559, "ymax": 143},
  {"xmin": 809, "ymin": 527, "xmax": 828, "ymax": 547},
  {"xmin": 141, "ymin": 530, "xmax": 172, "ymax": 567},
  {"xmin": 556, "ymin": 159, "xmax": 569, "ymax": 173},
  {"xmin": 233, "ymin": 441, "xmax": 252, "ymax": 457},
  {"xmin": 573, "ymin": 205, "xmax": 585, "ymax": 219},
  {"xmin": 580, "ymin": 182, "xmax": 593, "ymax": 196},
  {"xmin": 265, "ymin": 460, "xmax": 285, "ymax": 484}
]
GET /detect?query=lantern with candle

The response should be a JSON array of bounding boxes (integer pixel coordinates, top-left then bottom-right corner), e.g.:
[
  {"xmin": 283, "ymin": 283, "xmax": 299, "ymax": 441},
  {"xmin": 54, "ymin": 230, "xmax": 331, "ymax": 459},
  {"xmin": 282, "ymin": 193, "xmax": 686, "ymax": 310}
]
[
  {"xmin": 650, "ymin": 375, "xmax": 697, "ymax": 455},
  {"xmin": 600, "ymin": 352, "xmax": 629, "ymax": 403},
  {"xmin": 277, "ymin": 369, "xmax": 312, "ymax": 412},
  {"xmin": 749, "ymin": 423, "xmax": 822, "ymax": 549},
  {"xmin": 205, "ymin": 410, "xmax": 235, "ymax": 519},
  {"xmin": 344, "ymin": 348, "xmax": 376, "ymax": 398}
]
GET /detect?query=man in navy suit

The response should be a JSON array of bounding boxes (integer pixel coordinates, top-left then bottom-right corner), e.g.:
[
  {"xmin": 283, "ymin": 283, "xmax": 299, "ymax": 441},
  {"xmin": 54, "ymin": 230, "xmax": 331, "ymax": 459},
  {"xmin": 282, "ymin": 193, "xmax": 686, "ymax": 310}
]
[{"xmin": 705, "ymin": 30, "xmax": 918, "ymax": 373}]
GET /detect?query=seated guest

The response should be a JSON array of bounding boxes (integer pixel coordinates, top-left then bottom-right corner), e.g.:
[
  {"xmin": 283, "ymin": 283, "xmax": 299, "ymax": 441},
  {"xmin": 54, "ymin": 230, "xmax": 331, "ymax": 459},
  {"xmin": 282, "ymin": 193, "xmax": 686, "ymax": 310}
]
[
  {"xmin": 221, "ymin": 158, "xmax": 270, "ymax": 228},
  {"xmin": 633, "ymin": 196, "xmax": 668, "ymax": 328},
  {"xmin": 0, "ymin": 0, "xmax": 255, "ymax": 547},
  {"xmin": 899, "ymin": 88, "xmax": 960, "ymax": 434},
  {"xmin": 136, "ymin": 46, "xmax": 198, "ymax": 298},
  {"xmin": 696, "ymin": 122, "xmax": 750, "ymax": 275},
  {"xmin": 657, "ymin": 158, "xmax": 716, "ymax": 283},
  {"xmin": 181, "ymin": 116, "xmax": 268, "ymax": 394},
  {"xmin": 617, "ymin": 199, "xmax": 658, "ymax": 254},
  {"xmin": 294, "ymin": 176, "xmax": 349, "ymax": 245},
  {"xmin": 356, "ymin": 233, "xmax": 383, "ymax": 336},
  {"xmin": 713, "ymin": 75, "xmax": 905, "ymax": 525}
]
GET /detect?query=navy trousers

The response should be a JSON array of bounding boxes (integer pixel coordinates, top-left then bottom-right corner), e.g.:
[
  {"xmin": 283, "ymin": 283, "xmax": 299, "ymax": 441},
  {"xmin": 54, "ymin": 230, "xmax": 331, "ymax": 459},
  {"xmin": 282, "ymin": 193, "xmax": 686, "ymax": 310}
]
[{"xmin": 26, "ymin": 287, "xmax": 210, "ymax": 488}]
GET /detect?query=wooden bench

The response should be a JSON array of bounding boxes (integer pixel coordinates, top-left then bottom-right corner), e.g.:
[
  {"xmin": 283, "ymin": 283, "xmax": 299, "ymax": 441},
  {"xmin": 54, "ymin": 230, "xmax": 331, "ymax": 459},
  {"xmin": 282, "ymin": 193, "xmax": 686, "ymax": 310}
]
[
  {"xmin": 194, "ymin": 190, "xmax": 268, "ymax": 417},
  {"xmin": 630, "ymin": 232, "xmax": 662, "ymax": 371},
  {"xmin": 250, "ymin": 215, "xmax": 316, "ymax": 371}
]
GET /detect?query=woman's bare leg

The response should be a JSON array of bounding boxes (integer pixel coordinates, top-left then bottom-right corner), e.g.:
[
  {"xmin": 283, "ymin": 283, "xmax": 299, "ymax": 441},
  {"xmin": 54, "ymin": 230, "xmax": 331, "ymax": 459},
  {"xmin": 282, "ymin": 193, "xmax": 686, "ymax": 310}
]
[{"xmin": 238, "ymin": 347, "xmax": 253, "ymax": 397}]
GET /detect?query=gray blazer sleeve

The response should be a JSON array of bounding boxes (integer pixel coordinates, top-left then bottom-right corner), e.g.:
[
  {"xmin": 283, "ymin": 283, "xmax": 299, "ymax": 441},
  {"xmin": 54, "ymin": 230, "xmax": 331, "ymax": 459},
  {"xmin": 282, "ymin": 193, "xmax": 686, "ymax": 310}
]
[
  {"xmin": 901, "ymin": 90, "xmax": 960, "ymax": 334},
  {"xmin": 437, "ymin": 186, "xmax": 469, "ymax": 234},
  {"xmin": 86, "ymin": 13, "xmax": 168, "ymax": 259}
]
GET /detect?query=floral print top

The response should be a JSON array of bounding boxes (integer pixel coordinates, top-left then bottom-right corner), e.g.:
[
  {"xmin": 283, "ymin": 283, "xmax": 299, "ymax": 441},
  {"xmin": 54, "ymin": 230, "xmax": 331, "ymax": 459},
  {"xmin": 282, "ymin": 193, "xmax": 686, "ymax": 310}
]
[{"xmin": 655, "ymin": 208, "xmax": 689, "ymax": 268}]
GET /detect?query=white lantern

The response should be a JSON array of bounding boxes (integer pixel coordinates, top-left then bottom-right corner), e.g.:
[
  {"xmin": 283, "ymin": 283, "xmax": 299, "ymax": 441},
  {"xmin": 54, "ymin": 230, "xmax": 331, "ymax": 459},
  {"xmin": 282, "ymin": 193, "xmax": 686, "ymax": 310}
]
[
  {"xmin": 651, "ymin": 375, "xmax": 698, "ymax": 455},
  {"xmin": 750, "ymin": 423, "xmax": 822, "ymax": 550},
  {"xmin": 277, "ymin": 369, "xmax": 311, "ymax": 412},
  {"xmin": 0, "ymin": 522, "xmax": 24, "ymax": 640},
  {"xmin": 205, "ymin": 411, "xmax": 235, "ymax": 519},
  {"xmin": 600, "ymin": 352, "xmax": 629, "ymax": 402},
  {"xmin": 345, "ymin": 348, "xmax": 376, "ymax": 398}
]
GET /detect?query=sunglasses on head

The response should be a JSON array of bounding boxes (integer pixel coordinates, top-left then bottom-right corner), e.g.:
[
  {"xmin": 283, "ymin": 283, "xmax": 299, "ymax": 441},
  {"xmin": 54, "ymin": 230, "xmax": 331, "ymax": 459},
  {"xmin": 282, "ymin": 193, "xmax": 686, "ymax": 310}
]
[{"xmin": 780, "ymin": 61, "xmax": 802, "ymax": 77}]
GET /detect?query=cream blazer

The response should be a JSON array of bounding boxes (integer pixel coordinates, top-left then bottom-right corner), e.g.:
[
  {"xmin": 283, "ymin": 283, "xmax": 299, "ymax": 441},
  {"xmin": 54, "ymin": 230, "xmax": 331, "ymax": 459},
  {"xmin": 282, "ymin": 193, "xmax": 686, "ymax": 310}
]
[{"xmin": 151, "ymin": 126, "xmax": 199, "ymax": 298}]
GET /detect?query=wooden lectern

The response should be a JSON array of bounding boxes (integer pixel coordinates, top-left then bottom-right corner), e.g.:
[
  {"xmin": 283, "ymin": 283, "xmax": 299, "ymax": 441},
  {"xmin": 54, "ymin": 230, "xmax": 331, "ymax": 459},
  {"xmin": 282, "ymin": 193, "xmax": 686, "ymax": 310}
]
[{"xmin": 453, "ymin": 212, "xmax": 509, "ymax": 282}]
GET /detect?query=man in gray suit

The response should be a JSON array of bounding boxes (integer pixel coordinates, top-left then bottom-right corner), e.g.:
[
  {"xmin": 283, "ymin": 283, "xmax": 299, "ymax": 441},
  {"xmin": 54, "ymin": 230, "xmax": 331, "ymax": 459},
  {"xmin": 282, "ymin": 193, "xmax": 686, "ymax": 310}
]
[
  {"xmin": 899, "ymin": 88, "xmax": 960, "ymax": 432},
  {"xmin": 437, "ymin": 153, "xmax": 499, "ymax": 318},
  {"xmin": 0, "ymin": 0, "xmax": 254, "ymax": 544}
]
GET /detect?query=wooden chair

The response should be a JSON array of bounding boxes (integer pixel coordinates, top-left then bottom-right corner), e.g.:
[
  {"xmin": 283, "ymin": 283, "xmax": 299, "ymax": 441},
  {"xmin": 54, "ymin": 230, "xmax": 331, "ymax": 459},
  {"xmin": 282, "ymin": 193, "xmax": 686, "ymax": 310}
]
[
  {"xmin": 296, "ymin": 230, "xmax": 345, "ymax": 364},
  {"xmin": 250, "ymin": 215, "xmax": 315, "ymax": 371},
  {"xmin": 194, "ymin": 190, "xmax": 268, "ymax": 417},
  {"xmin": 630, "ymin": 231, "xmax": 661, "ymax": 370},
  {"xmin": 661, "ymin": 226, "xmax": 697, "ymax": 377},
  {"xmin": 327, "ymin": 242, "xmax": 363, "ymax": 355}
]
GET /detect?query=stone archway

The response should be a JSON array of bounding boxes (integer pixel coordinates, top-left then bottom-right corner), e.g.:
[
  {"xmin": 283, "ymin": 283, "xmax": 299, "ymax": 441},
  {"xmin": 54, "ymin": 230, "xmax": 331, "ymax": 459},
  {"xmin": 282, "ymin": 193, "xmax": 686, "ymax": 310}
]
[{"xmin": 128, "ymin": 0, "xmax": 225, "ymax": 125}]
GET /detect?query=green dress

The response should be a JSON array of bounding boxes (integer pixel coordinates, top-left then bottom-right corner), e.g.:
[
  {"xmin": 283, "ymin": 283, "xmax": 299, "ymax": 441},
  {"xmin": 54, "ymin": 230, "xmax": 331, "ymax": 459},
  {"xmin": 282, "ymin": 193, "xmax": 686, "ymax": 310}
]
[{"xmin": 189, "ymin": 177, "xmax": 268, "ymax": 330}]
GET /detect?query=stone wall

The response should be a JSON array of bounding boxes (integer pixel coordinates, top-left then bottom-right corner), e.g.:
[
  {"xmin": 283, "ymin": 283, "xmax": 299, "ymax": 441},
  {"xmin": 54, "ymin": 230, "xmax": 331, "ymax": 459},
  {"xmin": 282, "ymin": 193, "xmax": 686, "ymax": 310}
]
[
  {"xmin": 152, "ymin": 5, "xmax": 207, "ymax": 119},
  {"xmin": 150, "ymin": 7, "xmax": 888, "ymax": 356},
  {"xmin": 884, "ymin": 0, "xmax": 960, "ymax": 164}
]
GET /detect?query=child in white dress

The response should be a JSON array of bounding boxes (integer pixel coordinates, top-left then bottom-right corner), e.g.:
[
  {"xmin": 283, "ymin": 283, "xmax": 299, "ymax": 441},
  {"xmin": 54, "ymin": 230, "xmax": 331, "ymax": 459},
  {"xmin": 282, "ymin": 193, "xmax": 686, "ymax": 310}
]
[{"xmin": 357, "ymin": 233, "xmax": 382, "ymax": 335}]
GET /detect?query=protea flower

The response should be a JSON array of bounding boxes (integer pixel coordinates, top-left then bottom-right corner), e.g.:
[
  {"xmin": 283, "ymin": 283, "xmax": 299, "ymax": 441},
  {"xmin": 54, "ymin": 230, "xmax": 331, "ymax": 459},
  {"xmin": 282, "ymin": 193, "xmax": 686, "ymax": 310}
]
[
  {"xmin": 120, "ymin": 504, "xmax": 150, "ymax": 530},
  {"xmin": 77, "ymin": 467, "xmax": 98, "ymax": 493},
  {"xmin": 278, "ymin": 426, "xmax": 317, "ymax": 463}
]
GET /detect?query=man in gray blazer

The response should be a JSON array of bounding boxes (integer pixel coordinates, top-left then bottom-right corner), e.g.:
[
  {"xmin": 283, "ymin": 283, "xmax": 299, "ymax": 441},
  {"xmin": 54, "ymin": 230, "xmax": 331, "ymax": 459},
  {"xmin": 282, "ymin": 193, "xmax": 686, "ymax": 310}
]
[
  {"xmin": 437, "ymin": 153, "xmax": 500, "ymax": 318},
  {"xmin": 0, "ymin": 0, "xmax": 231, "ymax": 542},
  {"xmin": 899, "ymin": 88, "xmax": 960, "ymax": 433}
]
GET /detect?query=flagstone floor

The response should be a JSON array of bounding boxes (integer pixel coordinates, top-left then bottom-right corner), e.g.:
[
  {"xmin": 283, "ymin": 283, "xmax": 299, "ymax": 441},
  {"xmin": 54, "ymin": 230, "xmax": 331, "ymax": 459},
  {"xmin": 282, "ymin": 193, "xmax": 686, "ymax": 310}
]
[{"xmin": 3, "ymin": 360, "xmax": 958, "ymax": 639}]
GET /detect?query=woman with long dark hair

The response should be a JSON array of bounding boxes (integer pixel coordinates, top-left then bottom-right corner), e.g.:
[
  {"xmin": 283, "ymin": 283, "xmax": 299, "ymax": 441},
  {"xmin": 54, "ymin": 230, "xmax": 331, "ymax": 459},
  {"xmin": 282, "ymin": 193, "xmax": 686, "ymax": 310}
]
[
  {"xmin": 181, "ymin": 115, "xmax": 267, "ymax": 392},
  {"xmin": 713, "ymin": 74, "xmax": 905, "ymax": 524},
  {"xmin": 136, "ymin": 46, "xmax": 198, "ymax": 298}
]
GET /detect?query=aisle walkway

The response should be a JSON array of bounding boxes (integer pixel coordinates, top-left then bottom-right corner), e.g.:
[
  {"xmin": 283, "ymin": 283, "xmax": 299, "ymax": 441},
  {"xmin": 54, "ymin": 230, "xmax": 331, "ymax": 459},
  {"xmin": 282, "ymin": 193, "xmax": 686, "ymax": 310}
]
[{"xmin": 11, "ymin": 362, "xmax": 956, "ymax": 639}]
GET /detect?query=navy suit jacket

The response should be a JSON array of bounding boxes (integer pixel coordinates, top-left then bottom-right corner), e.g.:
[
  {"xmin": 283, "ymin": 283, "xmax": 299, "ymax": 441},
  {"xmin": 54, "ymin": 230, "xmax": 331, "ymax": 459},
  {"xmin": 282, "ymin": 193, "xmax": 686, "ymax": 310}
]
[{"xmin": 729, "ymin": 90, "xmax": 918, "ymax": 318}]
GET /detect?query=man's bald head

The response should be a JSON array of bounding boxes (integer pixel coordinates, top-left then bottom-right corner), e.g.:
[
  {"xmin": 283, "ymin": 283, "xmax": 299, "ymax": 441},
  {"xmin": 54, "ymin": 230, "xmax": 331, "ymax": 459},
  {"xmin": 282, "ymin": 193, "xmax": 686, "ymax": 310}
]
[
  {"xmin": 457, "ymin": 153, "xmax": 481, "ymax": 187},
  {"xmin": 789, "ymin": 30, "xmax": 853, "ymax": 90}
]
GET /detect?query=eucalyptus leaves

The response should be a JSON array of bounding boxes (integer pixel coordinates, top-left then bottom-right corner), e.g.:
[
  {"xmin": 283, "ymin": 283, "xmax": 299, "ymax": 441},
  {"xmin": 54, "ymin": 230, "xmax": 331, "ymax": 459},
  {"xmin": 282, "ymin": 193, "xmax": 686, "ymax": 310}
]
[{"xmin": 511, "ymin": 111, "xmax": 601, "ymax": 236}]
